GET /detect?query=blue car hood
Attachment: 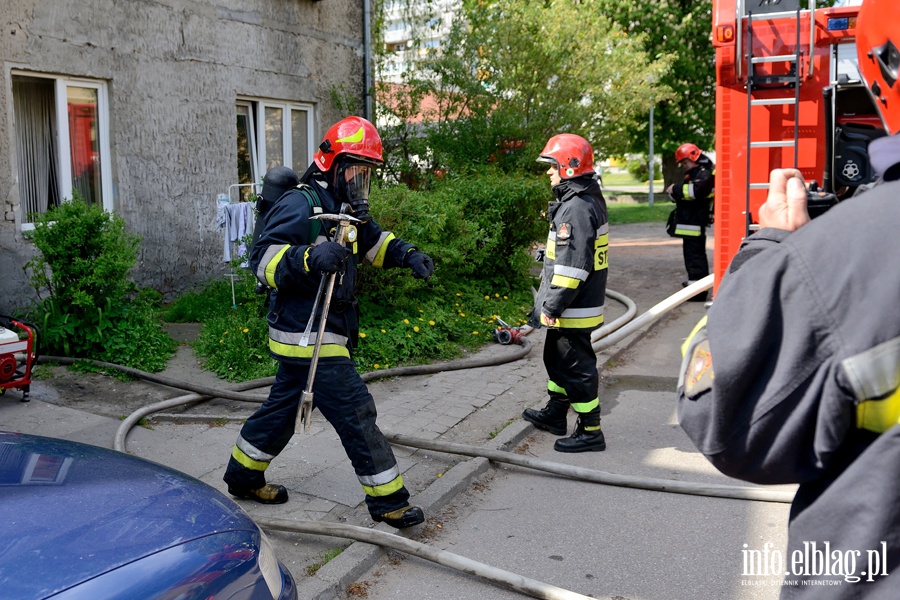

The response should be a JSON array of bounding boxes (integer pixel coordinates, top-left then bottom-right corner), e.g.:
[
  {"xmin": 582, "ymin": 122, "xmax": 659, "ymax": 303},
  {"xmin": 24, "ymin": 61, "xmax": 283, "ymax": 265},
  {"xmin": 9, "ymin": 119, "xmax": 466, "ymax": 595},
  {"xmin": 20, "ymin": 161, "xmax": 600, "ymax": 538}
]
[{"xmin": 0, "ymin": 431, "xmax": 258, "ymax": 598}]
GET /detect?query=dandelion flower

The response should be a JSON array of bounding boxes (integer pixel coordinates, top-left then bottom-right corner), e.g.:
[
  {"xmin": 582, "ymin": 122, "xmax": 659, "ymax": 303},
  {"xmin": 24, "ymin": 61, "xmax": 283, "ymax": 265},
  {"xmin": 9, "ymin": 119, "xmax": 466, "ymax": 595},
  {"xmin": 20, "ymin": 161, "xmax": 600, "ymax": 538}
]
[
  {"xmin": 495, "ymin": 293, "xmax": 500, "ymax": 298},
  {"xmin": 484, "ymin": 295, "xmax": 490, "ymax": 300},
  {"xmin": 381, "ymin": 329, "xmax": 386, "ymax": 334},
  {"xmin": 360, "ymin": 332, "xmax": 367, "ymax": 338},
  {"xmin": 472, "ymin": 330, "xmax": 479, "ymax": 335},
  {"xmin": 429, "ymin": 320, "xmax": 435, "ymax": 326},
  {"xmin": 403, "ymin": 318, "xmax": 410, "ymax": 324},
  {"xmin": 242, "ymin": 328, "xmax": 249, "ymax": 333},
  {"xmin": 374, "ymin": 363, "xmax": 380, "ymax": 369},
  {"xmin": 459, "ymin": 312, "xmax": 466, "ymax": 317},
  {"xmin": 503, "ymin": 295, "xmax": 508, "ymax": 300},
  {"xmin": 414, "ymin": 326, "xmax": 420, "ymax": 332},
  {"xmin": 456, "ymin": 292, "xmax": 462, "ymax": 297}
]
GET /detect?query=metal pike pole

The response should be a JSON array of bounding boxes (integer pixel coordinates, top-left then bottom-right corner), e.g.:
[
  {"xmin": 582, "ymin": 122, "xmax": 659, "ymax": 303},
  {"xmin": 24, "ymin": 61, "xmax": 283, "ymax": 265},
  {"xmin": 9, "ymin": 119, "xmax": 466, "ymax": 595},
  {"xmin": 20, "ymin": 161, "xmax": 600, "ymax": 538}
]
[{"xmin": 296, "ymin": 209, "xmax": 361, "ymax": 433}]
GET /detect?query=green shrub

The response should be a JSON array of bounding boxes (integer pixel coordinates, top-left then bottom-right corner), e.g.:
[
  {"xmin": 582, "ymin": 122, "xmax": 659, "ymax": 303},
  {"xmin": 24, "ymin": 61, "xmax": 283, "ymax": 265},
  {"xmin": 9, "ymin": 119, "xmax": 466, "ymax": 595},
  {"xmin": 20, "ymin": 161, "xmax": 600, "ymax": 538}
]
[
  {"xmin": 24, "ymin": 197, "xmax": 175, "ymax": 371},
  {"xmin": 625, "ymin": 157, "xmax": 650, "ymax": 182},
  {"xmin": 183, "ymin": 169, "xmax": 549, "ymax": 380}
]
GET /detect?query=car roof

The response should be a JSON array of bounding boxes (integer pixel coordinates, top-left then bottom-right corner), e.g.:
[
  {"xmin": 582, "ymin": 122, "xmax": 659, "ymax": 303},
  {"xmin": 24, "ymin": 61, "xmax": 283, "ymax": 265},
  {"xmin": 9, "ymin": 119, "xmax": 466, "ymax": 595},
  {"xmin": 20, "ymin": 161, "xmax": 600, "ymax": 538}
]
[{"xmin": 0, "ymin": 431, "xmax": 259, "ymax": 598}]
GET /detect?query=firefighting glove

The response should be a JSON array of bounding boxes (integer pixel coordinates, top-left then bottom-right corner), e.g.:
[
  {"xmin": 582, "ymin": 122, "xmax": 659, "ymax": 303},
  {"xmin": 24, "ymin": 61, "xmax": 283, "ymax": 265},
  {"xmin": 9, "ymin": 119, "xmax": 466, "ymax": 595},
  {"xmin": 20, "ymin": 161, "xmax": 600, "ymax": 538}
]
[
  {"xmin": 305, "ymin": 241, "xmax": 350, "ymax": 274},
  {"xmin": 405, "ymin": 250, "xmax": 434, "ymax": 281}
]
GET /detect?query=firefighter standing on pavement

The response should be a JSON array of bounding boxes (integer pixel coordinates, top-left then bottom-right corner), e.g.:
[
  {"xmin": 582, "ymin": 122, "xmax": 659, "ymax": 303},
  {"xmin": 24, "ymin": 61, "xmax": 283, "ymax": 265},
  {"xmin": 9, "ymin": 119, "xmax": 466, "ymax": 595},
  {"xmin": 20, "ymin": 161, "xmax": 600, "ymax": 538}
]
[
  {"xmin": 523, "ymin": 134, "xmax": 609, "ymax": 453},
  {"xmin": 223, "ymin": 116, "xmax": 434, "ymax": 529},
  {"xmin": 666, "ymin": 143, "xmax": 714, "ymax": 301},
  {"xmin": 678, "ymin": 0, "xmax": 900, "ymax": 593}
]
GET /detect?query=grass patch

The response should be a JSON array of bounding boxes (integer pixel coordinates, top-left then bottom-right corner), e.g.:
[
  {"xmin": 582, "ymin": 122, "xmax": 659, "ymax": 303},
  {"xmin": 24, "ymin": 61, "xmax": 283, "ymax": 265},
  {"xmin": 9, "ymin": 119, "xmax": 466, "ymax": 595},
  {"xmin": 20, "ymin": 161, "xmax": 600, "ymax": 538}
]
[
  {"xmin": 602, "ymin": 172, "xmax": 663, "ymax": 187},
  {"xmin": 607, "ymin": 200, "xmax": 672, "ymax": 225},
  {"xmin": 306, "ymin": 547, "xmax": 345, "ymax": 576}
]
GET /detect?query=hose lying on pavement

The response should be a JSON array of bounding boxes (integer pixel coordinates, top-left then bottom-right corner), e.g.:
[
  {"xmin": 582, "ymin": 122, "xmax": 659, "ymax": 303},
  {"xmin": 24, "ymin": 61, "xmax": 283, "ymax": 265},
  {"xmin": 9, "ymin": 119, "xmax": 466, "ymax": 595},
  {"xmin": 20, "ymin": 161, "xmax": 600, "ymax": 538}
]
[
  {"xmin": 257, "ymin": 517, "xmax": 593, "ymax": 600},
  {"xmin": 385, "ymin": 433, "xmax": 795, "ymax": 504}
]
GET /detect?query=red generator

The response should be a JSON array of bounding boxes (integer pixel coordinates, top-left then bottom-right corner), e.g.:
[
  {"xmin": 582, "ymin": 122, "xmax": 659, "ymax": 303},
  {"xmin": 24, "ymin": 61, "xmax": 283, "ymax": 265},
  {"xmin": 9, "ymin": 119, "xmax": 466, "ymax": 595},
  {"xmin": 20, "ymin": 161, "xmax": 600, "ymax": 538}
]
[{"xmin": 0, "ymin": 316, "xmax": 38, "ymax": 402}]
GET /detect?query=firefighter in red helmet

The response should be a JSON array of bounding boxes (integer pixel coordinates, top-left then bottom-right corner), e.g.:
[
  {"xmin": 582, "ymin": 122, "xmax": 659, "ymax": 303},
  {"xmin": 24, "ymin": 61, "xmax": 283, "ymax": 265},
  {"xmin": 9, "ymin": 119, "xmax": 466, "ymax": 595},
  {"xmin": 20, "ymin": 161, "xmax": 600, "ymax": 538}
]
[
  {"xmin": 224, "ymin": 116, "xmax": 433, "ymax": 529},
  {"xmin": 523, "ymin": 133, "xmax": 609, "ymax": 452},
  {"xmin": 677, "ymin": 0, "xmax": 900, "ymax": 593},
  {"xmin": 666, "ymin": 143, "xmax": 715, "ymax": 301}
]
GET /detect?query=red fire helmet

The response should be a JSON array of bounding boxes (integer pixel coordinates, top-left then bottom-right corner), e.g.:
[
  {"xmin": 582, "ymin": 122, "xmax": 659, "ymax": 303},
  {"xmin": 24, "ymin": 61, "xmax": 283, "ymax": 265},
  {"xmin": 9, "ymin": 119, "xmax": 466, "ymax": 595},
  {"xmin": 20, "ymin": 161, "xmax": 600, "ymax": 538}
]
[
  {"xmin": 675, "ymin": 143, "xmax": 702, "ymax": 164},
  {"xmin": 313, "ymin": 116, "xmax": 384, "ymax": 172},
  {"xmin": 856, "ymin": 0, "xmax": 900, "ymax": 134},
  {"xmin": 536, "ymin": 134, "xmax": 594, "ymax": 179}
]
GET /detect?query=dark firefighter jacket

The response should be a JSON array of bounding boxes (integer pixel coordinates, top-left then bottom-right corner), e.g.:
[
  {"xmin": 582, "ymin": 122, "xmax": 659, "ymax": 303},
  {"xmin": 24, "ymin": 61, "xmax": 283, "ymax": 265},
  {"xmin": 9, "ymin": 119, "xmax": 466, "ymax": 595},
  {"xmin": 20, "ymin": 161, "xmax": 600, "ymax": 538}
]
[
  {"xmin": 677, "ymin": 140, "xmax": 900, "ymax": 596},
  {"xmin": 669, "ymin": 154, "xmax": 714, "ymax": 235},
  {"xmin": 532, "ymin": 175, "xmax": 608, "ymax": 330},
  {"xmin": 249, "ymin": 177, "xmax": 415, "ymax": 363}
]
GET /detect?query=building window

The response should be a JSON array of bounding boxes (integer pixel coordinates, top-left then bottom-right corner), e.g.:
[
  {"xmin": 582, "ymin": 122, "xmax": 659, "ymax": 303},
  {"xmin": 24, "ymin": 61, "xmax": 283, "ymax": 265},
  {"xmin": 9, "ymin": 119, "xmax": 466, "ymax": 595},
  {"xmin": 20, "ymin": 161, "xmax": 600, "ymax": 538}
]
[
  {"xmin": 236, "ymin": 99, "xmax": 314, "ymax": 200},
  {"xmin": 12, "ymin": 72, "xmax": 113, "ymax": 227}
]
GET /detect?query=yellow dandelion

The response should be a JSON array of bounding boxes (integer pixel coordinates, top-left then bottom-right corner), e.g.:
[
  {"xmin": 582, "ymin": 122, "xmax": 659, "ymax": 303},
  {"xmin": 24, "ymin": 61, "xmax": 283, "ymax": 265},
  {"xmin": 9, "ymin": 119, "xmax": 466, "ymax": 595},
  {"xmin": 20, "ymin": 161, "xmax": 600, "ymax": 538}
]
[
  {"xmin": 219, "ymin": 339, "xmax": 224, "ymax": 344},
  {"xmin": 403, "ymin": 318, "xmax": 410, "ymax": 324},
  {"xmin": 495, "ymin": 293, "xmax": 500, "ymax": 298},
  {"xmin": 414, "ymin": 326, "xmax": 420, "ymax": 332},
  {"xmin": 242, "ymin": 328, "xmax": 249, "ymax": 333},
  {"xmin": 484, "ymin": 295, "xmax": 490, "ymax": 300},
  {"xmin": 429, "ymin": 320, "xmax": 435, "ymax": 326},
  {"xmin": 224, "ymin": 331, "xmax": 229, "ymax": 335},
  {"xmin": 418, "ymin": 308, "xmax": 424, "ymax": 313},
  {"xmin": 374, "ymin": 363, "xmax": 380, "ymax": 369},
  {"xmin": 456, "ymin": 292, "xmax": 462, "ymax": 297},
  {"xmin": 503, "ymin": 295, "xmax": 508, "ymax": 300},
  {"xmin": 360, "ymin": 332, "xmax": 367, "ymax": 338},
  {"xmin": 472, "ymin": 331, "xmax": 479, "ymax": 335},
  {"xmin": 459, "ymin": 312, "xmax": 466, "ymax": 317},
  {"xmin": 381, "ymin": 329, "xmax": 386, "ymax": 334}
]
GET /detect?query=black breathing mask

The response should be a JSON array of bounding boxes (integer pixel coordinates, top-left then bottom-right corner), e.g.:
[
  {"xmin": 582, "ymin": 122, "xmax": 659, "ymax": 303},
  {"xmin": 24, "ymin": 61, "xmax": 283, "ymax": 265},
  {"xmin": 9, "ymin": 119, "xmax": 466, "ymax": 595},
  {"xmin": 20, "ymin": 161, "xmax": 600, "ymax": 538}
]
[{"xmin": 335, "ymin": 161, "xmax": 373, "ymax": 222}]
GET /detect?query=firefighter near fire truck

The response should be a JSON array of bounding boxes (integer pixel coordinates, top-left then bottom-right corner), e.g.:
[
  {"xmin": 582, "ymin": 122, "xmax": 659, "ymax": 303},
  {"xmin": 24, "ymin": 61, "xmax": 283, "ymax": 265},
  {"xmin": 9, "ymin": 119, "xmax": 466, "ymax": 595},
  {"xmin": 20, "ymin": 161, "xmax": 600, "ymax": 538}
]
[
  {"xmin": 223, "ymin": 116, "xmax": 434, "ymax": 529},
  {"xmin": 523, "ymin": 133, "xmax": 609, "ymax": 453},
  {"xmin": 678, "ymin": 0, "xmax": 900, "ymax": 595},
  {"xmin": 665, "ymin": 143, "xmax": 714, "ymax": 301}
]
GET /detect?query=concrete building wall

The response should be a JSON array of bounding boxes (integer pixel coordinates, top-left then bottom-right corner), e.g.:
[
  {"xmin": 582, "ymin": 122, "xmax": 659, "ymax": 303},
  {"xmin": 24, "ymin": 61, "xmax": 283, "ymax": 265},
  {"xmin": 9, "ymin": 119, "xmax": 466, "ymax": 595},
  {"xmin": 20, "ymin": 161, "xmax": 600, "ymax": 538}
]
[{"xmin": 0, "ymin": 0, "xmax": 369, "ymax": 312}]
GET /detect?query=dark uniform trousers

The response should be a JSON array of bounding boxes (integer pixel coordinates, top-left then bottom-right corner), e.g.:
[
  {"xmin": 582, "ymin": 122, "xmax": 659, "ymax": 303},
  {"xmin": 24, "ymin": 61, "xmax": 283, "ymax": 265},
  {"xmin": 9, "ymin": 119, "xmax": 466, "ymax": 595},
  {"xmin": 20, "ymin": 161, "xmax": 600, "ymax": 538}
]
[
  {"xmin": 682, "ymin": 232, "xmax": 709, "ymax": 282},
  {"xmin": 224, "ymin": 358, "xmax": 410, "ymax": 516},
  {"xmin": 544, "ymin": 327, "xmax": 600, "ymax": 417}
]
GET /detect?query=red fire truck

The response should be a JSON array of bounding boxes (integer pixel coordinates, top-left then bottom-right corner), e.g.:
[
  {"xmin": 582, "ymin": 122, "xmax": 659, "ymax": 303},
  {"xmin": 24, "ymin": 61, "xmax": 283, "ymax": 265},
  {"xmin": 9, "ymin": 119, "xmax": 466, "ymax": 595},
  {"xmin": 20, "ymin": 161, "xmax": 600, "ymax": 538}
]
[{"xmin": 711, "ymin": 0, "xmax": 886, "ymax": 290}]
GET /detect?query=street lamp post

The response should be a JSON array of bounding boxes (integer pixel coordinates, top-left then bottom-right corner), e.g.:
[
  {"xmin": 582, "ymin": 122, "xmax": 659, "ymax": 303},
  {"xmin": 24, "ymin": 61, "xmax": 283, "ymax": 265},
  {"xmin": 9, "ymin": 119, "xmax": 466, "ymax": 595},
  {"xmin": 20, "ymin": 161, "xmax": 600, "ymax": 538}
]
[{"xmin": 648, "ymin": 105, "xmax": 655, "ymax": 207}]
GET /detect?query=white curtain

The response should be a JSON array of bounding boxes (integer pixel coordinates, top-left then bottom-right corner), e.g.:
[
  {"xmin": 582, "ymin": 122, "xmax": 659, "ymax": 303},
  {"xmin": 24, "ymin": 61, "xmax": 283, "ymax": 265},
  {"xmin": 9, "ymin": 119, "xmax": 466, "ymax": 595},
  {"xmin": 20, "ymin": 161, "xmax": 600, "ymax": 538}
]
[{"xmin": 13, "ymin": 76, "xmax": 59, "ymax": 220}]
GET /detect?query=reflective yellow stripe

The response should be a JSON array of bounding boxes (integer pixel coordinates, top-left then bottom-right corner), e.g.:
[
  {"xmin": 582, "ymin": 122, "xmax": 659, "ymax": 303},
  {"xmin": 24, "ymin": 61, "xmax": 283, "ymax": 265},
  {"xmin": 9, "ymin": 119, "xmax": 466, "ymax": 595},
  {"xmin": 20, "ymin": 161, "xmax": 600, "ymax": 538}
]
[
  {"xmin": 232, "ymin": 445, "xmax": 269, "ymax": 472},
  {"xmin": 556, "ymin": 314, "xmax": 604, "ymax": 329},
  {"xmin": 265, "ymin": 246, "xmax": 291, "ymax": 288},
  {"xmin": 269, "ymin": 339, "xmax": 350, "ymax": 359},
  {"xmin": 675, "ymin": 225, "xmax": 702, "ymax": 237},
  {"xmin": 361, "ymin": 474, "xmax": 405, "ymax": 497},
  {"xmin": 548, "ymin": 380, "xmax": 567, "ymax": 395},
  {"xmin": 546, "ymin": 238, "xmax": 556, "ymax": 260},
  {"xmin": 682, "ymin": 316, "xmax": 708, "ymax": 357},
  {"xmin": 336, "ymin": 126, "xmax": 364, "ymax": 144},
  {"xmin": 371, "ymin": 232, "xmax": 395, "ymax": 268},
  {"xmin": 571, "ymin": 397, "xmax": 599, "ymax": 413},
  {"xmin": 856, "ymin": 389, "xmax": 900, "ymax": 433},
  {"xmin": 551, "ymin": 274, "xmax": 581, "ymax": 289}
]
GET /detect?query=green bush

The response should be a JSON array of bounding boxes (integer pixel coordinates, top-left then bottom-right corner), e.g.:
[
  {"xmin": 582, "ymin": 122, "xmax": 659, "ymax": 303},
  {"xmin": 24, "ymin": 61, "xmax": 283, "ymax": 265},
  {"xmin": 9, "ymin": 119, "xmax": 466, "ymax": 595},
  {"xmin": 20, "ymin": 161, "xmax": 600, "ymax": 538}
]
[
  {"xmin": 181, "ymin": 169, "xmax": 549, "ymax": 380},
  {"xmin": 625, "ymin": 157, "xmax": 650, "ymax": 182},
  {"xmin": 24, "ymin": 197, "xmax": 175, "ymax": 371}
]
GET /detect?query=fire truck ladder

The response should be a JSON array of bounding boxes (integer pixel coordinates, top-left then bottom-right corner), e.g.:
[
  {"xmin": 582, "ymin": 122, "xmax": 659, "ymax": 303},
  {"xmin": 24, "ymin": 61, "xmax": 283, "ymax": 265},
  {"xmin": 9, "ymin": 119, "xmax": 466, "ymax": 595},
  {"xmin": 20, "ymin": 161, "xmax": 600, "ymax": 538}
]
[{"xmin": 741, "ymin": 6, "xmax": 809, "ymax": 235}]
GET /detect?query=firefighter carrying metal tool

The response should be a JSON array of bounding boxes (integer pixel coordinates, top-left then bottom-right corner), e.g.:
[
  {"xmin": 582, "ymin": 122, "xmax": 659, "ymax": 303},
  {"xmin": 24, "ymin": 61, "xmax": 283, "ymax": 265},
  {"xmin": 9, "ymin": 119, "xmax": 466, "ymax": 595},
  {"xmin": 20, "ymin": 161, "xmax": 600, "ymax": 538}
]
[
  {"xmin": 523, "ymin": 134, "xmax": 609, "ymax": 453},
  {"xmin": 666, "ymin": 143, "xmax": 714, "ymax": 301},
  {"xmin": 223, "ymin": 116, "xmax": 434, "ymax": 529},
  {"xmin": 678, "ymin": 0, "xmax": 900, "ymax": 593}
]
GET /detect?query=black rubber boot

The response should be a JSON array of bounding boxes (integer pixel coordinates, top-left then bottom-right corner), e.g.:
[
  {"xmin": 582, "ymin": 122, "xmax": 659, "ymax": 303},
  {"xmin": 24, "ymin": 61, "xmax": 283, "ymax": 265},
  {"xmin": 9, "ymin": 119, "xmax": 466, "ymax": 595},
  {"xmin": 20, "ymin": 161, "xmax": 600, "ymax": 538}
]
[
  {"xmin": 522, "ymin": 397, "xmax": 569, "ymax": 436},
  {"xmin": 554, "ymin": 416, "xmax": 606, "ymax": 453},
  {"xmin": 373, "ymin": 505, "xmax": 425, "ymax": 529},
  {"xmin": 228, "ymin": 483, "xmax": 289, "ymax": 504}
]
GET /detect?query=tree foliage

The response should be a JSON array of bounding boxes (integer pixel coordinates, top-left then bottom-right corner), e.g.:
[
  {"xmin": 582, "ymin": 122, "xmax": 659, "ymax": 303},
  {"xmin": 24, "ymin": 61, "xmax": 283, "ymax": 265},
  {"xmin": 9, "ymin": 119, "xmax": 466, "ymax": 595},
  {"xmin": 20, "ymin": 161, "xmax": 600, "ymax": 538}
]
[
  {"xmin": 590, "ymin": 0, "xmax": 716, "ymax": 184},
  {"xmin": 374, "ymin": 0, "xmax": 674, "ymax": 185}
]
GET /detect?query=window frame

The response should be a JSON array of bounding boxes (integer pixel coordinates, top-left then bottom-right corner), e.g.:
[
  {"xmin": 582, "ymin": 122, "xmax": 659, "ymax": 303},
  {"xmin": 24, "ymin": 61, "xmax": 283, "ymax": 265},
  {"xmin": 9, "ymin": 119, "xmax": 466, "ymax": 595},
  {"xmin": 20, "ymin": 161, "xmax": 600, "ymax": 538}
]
[
  {"xmin": 236, "ymin": 97, "xmax": 315, "ymax": 189},
  {"xmin": 12, "ymin": 70, "xmax": 114, "ymax": 230}
]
